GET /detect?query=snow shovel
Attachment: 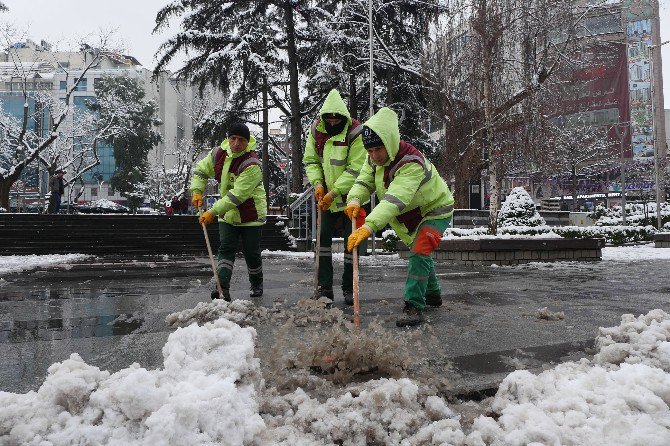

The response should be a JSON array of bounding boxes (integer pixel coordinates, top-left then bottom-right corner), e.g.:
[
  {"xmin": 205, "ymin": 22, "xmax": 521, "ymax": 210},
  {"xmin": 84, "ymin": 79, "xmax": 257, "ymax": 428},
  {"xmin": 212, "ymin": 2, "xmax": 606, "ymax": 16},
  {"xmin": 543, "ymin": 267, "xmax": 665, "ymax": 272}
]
[
  {"xmin": 351, "ymin": 218, "xmax": 361, "ymax": 328},
  {"xmin": 199, "ymin": 209, "xmax": 228, "ymax": 301},
  {"xmin": 313, "ymin": 209, "xmax": 322, "ymax": 300}
]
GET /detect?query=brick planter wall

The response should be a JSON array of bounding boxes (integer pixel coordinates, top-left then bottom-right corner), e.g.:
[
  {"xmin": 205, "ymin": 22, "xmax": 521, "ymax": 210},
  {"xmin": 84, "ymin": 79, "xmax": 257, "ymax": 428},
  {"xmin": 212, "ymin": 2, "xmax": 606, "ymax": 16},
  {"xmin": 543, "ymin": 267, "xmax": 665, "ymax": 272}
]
[
  {"xmin": 655, "ymin": 233, "xmax": 670, "ymax": 248},
  {"xmin": 397, "ymin": 238, "xmax": 605, "ymax": 265}
]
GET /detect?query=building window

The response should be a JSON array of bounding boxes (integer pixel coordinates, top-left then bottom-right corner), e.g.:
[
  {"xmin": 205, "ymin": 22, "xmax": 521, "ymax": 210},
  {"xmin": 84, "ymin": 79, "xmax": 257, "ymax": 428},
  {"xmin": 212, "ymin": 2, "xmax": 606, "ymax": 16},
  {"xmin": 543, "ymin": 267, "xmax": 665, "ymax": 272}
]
[
  {"xmin": 93, "ymin": 78, "xmax": 102, "ymax": 91},
  {"xmin": 74, "ymin": 78, "xmax": 87, "ymax": 91},
  {"xmin": 91, "ymin": 187, "xmax": 98, "ymax": 197},
  {"xmin": 60, "ymin": 81, "xmax": 67, "ymax": 90}
]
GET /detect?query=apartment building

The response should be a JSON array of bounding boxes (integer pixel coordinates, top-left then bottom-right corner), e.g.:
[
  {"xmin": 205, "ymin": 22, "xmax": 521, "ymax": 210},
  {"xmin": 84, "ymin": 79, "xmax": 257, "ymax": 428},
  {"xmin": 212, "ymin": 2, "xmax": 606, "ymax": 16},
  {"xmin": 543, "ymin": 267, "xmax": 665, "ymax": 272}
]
[{"xmin": 0, "ymin": 39, "xmax": 196, "ymax": 206}]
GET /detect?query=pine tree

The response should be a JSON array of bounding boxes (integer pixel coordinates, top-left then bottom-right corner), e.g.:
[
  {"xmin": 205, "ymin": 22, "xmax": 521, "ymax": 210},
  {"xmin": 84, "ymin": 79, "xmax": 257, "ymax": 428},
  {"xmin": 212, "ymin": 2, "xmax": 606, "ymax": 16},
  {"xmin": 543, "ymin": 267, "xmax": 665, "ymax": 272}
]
[
  {"xmin": 88, "ymin": 76, "xmax": 161, "ymax": 209},
  {"xmin": 498, "ymin": 187, "xmax": 545, "ymax": 227}
]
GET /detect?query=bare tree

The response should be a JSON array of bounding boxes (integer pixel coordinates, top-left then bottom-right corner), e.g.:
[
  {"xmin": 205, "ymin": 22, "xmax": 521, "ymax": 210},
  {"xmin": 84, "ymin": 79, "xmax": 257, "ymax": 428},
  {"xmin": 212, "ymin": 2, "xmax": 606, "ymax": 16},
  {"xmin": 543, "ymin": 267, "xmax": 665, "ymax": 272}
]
[
  {"xmin": 0, "ymin": 28, "xmax": 124, "ymax": 208},
  {"xmin": 426, "ymin": 0, "xmax": 610, "ymax": 233},
  {"xmin": 545, "ymin": 116, "xmax": 614, "ymax": 209}
]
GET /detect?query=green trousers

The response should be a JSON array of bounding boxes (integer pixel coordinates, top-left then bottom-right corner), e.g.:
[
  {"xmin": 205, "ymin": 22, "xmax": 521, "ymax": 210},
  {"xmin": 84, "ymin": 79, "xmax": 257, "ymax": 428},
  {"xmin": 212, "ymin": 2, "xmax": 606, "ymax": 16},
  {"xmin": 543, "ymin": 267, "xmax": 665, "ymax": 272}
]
[
  {"xmin": 317, "ymin": 209, "xmax": 361, "ymax": 292},
  {"xmin": 216, "ymin": 222, "xmax": 263, "ymax": 289},
  {"xmin": 404, "ymin": 217, "xmax": 452, "ymax": 310}
]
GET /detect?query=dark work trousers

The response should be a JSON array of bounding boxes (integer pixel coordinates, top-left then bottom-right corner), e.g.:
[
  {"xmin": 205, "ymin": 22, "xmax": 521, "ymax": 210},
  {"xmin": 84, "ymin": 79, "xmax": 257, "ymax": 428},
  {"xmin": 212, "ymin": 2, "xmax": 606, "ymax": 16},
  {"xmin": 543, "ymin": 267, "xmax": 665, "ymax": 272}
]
[
  {"xmin": 216, "ymin": 222, "xmax": 263, "ymax": 290},
  {"xmin": 317, "ymin": 209, "xmax": 362, "ymax": 292}
]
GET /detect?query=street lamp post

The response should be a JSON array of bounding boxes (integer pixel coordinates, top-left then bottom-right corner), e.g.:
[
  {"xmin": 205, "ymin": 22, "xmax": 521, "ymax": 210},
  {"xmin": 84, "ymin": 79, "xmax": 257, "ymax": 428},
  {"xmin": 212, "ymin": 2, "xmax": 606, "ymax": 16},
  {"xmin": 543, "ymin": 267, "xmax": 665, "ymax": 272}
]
[
  {"xmin": 649, "ymin": 40, "xmax": 669, "ymax": 230},
  {"xmin": 614, "ymin": 123, "xmax": 628, "ymax": 225}
]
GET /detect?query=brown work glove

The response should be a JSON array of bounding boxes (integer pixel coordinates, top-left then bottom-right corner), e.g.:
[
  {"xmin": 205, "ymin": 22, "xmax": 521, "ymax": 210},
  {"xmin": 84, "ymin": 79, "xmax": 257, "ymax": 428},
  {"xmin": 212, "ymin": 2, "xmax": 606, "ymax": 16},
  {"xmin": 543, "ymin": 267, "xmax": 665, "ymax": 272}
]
[
  {"xmin": 318, "ymin": 191, "xmax": 337, "ymax": 211},
  {"xmin": 347, "ymin": 225, "xmax": 372, "ymax": 252},
  {"xmin": 198, "ymin": 210, "xmax": 216, "ymax": 226},
  {"xmin": 314, "ymin": 183, "xmax": 325, "ymax": 202},
  {"xmin": 192, "ymin": 192, "xmax": 203, "ymax": 208}
]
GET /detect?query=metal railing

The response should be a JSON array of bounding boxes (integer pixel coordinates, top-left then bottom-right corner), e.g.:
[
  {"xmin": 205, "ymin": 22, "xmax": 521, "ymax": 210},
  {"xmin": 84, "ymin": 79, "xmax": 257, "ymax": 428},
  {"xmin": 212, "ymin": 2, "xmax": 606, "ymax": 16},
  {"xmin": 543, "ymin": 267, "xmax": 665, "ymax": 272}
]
[{"xmin": 288, "ymin": 185, "xmax": 316, "ymax": 241}]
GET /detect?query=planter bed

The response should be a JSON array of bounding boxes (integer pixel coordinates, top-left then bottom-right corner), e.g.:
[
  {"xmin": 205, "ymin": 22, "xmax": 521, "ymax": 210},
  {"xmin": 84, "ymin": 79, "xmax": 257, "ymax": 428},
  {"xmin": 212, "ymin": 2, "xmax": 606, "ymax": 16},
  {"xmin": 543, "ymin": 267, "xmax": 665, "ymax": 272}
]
[
  {"xmin": 655, "ymin": 233, "xmax": 670, "ymax": 248},
  {"xmin": 397, "ymin": 238, "xmax": 605, "ymax": 265}
]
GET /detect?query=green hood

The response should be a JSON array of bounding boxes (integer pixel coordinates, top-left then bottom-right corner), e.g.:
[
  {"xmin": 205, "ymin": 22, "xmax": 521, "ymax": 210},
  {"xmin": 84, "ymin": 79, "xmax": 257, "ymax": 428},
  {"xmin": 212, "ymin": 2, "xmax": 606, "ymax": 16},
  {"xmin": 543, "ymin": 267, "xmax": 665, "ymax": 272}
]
[
  {"xmin": 363, "ymin": 107, "xmax": 400, "ymax": 166},
  {"xmin": 318, "ymin": 89, "xmax": 352, "ymax": 127},
  {"xmin": 221, "ymin": 136, "xmax": 257, "ymax": 157}
]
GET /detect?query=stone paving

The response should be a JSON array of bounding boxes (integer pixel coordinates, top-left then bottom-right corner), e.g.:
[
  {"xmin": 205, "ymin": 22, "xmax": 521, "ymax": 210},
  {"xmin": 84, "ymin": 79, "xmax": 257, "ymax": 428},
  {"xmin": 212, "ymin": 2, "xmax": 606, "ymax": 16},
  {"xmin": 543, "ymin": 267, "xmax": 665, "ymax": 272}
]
[{"xmin": 1, "ymin": 249, "xmax": 669, "ymax": 396}]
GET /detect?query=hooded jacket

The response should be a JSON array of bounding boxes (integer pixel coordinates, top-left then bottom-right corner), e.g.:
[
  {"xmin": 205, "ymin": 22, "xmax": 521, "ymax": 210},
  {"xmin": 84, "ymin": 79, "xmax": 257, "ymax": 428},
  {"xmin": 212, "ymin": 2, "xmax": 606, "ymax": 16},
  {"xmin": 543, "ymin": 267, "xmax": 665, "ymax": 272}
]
[
  {"xmin": 347, "ymin": 107, "xmax": 454, "ymax": 244},
  {"xmin": 190, "ymin": 136, "xmax": 267, "ymax": 226},
  {"xmin": 303, "ymin": 89, "xmax": 366, "ymax": 212}
]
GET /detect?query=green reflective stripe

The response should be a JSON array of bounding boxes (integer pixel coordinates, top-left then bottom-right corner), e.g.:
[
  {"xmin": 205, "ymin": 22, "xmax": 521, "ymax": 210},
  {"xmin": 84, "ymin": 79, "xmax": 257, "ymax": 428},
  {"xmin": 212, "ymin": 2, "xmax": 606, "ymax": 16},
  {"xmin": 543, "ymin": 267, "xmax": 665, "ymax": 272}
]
[
  {"xmin": 383, "ymin": 194, "xmax": 406, "ymax": 211},
  {"xmin": 217, "ymin": 258, "xmax": 234, "ymax": 271},
  {"xmin": 408, "ymin": 274, "xmax": 428, "ymax": 281},
  {"xmin": 194, "ymin": 170, "xmax": 209, "ymax": 179},
  {"xmin": 226, "ymin": 191, "xmax": 242, "ymax": 206},
  {"xmin": 248, "ymin": 265, "xmax": 263, "ymax": 274},
  {"xmin": 319, "ymin": 246, "xmax": 332, "ymax": 252},
  {"xmin": 345, "ymin": 168, "xmax": 359, "ymax": 177},
  {"xmin": 427, "ymin": 204, "xmax": 454, "ymax": 216},
  {"xmin": 330, "ymin": 158, "xmax": 346, "ymax": 166},
  {"xmin": 355, "ymin": 180, "xmax": 375, "ymax": 193},
  {"xmin": 305, "ymin": 161, "xmax": 321, "ymax": 165}
]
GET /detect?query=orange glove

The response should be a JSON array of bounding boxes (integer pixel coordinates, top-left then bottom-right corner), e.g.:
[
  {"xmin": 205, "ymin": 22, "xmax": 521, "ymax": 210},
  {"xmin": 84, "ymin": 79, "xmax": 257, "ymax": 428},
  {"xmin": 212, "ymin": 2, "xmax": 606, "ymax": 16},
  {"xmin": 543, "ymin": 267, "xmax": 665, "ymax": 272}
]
[
  {"xmin": 344, "ymin": 201, "xmax": 360, "ymax": 220},
  {"xmin": 314, "ymin": 183, "xmax": 325, "ymax": 202},
  {"xmin": 198, "ymin": 210, "xmax": 216, "ymax": 226},
  {"xmin": 347, "ymin": 225, "xmax": 372, "ymax": 252},
  {"xmin": 192, "ymin": 193, "xmax": 203, "ymax": 208},
  {"xmin": 318, "ymin": 191, "xmax": 337, "ymax": 211}
]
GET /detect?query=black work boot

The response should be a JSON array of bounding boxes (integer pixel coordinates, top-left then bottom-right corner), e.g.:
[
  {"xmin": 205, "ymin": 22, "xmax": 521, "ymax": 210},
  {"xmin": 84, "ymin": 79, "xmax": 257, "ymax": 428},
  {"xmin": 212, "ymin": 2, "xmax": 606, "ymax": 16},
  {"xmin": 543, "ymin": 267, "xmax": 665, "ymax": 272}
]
[
  {"xmin": 211, "ymin": 288, "xmax": 231, "ymax": 302},
  {"xmin": 343, "ymin": 290, "xmax": 354, "ymax": 306},
  {"xmin": 250, "ymin": 285, "xmax": 263, "ymax": 298},
  {"xmin": 313, "ymin": 286, "xmax": 334, "ymax": 301},
  {"xmin": 425, "ymin": 290, "xmax": 442, "ymax": 307},
  {"xmin": 396, "ymin": 302, "xmax": 424, "ymax": 327}
]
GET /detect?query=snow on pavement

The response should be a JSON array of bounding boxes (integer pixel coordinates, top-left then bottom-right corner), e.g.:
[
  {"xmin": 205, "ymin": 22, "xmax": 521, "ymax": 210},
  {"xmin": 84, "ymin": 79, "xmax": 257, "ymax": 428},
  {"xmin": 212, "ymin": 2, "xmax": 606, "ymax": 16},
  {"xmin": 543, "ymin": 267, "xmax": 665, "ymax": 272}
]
[
  {"xmin": 0, "ymin": 254, "xmax": 92, "ymax": 276},
  {"xmin": 602, "ymin": 244, "xmax": 670, "ymax": 262},
  {"xmin": 3, "ymin": 300, "xmax": 670, "ymax": 445}
]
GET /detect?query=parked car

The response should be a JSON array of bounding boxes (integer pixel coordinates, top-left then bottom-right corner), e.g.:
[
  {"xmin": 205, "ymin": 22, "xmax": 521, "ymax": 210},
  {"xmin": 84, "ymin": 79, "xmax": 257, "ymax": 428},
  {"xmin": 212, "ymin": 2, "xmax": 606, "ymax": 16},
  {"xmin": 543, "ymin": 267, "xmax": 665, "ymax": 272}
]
[
  {"xmin": 136, "ymin": 207, "xmax": 159, "ymax": 215},
  {"xmin": 77, "ymin": 199, "xmax": 129, "ymax": 214}
]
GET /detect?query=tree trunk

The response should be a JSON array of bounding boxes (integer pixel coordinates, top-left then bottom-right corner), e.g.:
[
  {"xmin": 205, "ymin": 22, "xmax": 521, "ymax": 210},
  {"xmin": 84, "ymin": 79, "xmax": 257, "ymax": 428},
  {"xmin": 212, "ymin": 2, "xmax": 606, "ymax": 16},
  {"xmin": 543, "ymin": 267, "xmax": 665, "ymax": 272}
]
[
  {"xmin": 348, "ymin": 72, "xmax": 358, "ymax": 120},
  {"xmin": 262, "ymin": 79, "xmax": 270, "ymax": 204},
  {"xmin": 284, "ymin": 3, "xmax": 303, "ymax": 193},
  {"xmin": 571, "ymin": 166, "xmax": 577, "ymax": 211},
  {"xmin": 0, "ymin": 178, "xmax": 11, "ymax": 209}
]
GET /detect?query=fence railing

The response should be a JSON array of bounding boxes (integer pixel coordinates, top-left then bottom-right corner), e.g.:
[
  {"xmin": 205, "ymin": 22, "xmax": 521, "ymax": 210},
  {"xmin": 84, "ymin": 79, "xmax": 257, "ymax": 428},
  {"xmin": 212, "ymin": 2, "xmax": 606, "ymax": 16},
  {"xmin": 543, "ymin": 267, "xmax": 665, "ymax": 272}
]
[{"xmin": 288, "ymin": 185, "xmax": 316, "ymax": 241}]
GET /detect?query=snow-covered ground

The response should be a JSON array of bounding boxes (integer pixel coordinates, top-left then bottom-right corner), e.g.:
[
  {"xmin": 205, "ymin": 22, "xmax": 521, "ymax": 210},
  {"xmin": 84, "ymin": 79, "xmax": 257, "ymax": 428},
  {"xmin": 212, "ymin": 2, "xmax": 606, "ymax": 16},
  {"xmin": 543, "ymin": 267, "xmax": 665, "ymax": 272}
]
[
  {"xmin": 1, "ymin": 249, "xmax": 670, "ymax": 443},
  {"xmin": 0, "ymin": 254, "xmax": 92, "ymax": 276},
  {"xmin": 2, "ymin": 291, "xmax": 670, "ymax": 445}
]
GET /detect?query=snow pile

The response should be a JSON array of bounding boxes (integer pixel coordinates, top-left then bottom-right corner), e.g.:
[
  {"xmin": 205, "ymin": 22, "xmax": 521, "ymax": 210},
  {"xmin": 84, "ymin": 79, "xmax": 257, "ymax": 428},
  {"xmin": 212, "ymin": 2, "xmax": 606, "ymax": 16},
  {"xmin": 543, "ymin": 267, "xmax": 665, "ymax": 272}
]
[
  {"xmin": 467, "ymin": 310, "xmax": 670, "ymax": 445},
  {"xmin": 602, "ymin": 244, "xmax": 670, "ymax": 262},
  {"xmin": 592, "ymin": 202, "xmax": 670, "ymax": 227},
  {"xmin": 535, "ymin": 307, "xmax": 565, "ymax": 321},
  {"xmin": 593, "ymin": 309, "xmax": 670, "ymax": 370},
  {"xmin": 0, "ymin": 254, "xmax": 92, "ymax": 275},
  {"xmin": 0, "ymin": 318, "xmax": 265, "ymax": 445},
  {"xmin": 498, "ymin": 187, "xmax": 545, "ymax": 227},
  {"xmin": 259, "ymin": 378, "xmax": 464, "ymax": 445},
  {"xmin": 165, "ymin": 299, "xmax": 272, "ymax": 328}
]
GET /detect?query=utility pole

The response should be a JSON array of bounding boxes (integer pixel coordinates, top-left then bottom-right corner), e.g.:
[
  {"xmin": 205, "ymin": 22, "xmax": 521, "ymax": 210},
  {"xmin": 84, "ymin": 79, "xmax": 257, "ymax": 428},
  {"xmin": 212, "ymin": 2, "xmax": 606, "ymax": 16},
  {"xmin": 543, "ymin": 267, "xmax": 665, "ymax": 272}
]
[
  {"xmin": 368, "ymin": 0, "xmax": 377, "ymax": 254},
  {"xmin": 649, "ymin": 40, "xmax": 669, "ymax": 229},
  {"xmin": 614, "ymin": 123, "xmax": 628, "ymax": 225}
]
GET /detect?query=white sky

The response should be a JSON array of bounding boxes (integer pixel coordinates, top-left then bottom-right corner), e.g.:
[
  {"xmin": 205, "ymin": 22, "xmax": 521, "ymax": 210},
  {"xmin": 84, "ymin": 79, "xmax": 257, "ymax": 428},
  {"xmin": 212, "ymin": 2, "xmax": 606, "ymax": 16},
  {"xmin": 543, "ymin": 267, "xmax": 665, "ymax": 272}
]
[{"xmin": 2, "ymin": 0, "xmax": 670, "ymax": 108}]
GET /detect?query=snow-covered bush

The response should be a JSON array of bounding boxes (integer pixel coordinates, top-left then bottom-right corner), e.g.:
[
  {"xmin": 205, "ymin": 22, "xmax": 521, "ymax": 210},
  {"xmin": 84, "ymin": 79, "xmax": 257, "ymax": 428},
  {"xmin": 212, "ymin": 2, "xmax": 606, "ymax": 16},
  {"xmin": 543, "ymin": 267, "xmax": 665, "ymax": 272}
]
[
  {"xmin": 443, "ymin": 225, "xmax": 656, "ymax": 245},
  {"xmin": 498, "ymin": 187, "xmax": 545, "ymax": 227},
  {"xmin": 593, "ymin": 202, "xmax": 670, "ymax": 228},
  {"xmin": 380, "ymin": 229, "xmax": 400, "ymax": 252}
]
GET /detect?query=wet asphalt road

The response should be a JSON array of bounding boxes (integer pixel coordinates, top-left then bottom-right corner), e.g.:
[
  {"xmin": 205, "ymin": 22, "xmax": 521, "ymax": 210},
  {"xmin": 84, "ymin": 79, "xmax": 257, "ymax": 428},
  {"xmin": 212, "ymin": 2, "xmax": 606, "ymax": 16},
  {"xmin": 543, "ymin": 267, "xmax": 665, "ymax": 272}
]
[{"xmin": 1, "ymin": 249, "xmax": 669, "ymax": 395}]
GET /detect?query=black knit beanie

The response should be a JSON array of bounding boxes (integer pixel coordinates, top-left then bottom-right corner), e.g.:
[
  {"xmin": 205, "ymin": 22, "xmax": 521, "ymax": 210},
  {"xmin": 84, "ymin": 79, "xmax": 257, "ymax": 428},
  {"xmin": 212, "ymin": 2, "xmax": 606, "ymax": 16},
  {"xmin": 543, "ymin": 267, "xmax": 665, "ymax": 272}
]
[
  {"xmin": 227, "ymin": 122, "xmax": 250, "ymax": 141},
  {"xmin": 361, "ymin": 126, "xmax": 383, "ymax": 149}
]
